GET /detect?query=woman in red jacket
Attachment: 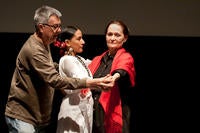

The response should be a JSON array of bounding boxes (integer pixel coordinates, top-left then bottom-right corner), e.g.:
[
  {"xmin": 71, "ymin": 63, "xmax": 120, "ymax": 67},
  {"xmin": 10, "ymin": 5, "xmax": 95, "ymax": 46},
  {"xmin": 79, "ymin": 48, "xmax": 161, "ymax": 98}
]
[{"xmin": 89, "ymin": 20, "xmax": 136, "ymax": 133}]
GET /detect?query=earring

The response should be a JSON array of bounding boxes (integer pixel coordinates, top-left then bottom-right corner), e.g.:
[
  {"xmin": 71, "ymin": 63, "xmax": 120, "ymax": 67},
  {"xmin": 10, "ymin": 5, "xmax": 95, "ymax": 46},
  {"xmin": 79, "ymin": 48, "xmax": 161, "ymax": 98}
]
[{"xmin": 67, "ymin": 47, "xmax": 74, "ymax": 55}]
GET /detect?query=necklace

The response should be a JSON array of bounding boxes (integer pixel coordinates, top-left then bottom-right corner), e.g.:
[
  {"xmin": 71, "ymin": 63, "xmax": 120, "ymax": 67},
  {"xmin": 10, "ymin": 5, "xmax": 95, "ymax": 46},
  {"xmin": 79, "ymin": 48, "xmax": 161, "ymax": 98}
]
[{"xmin": 75, "ymin": 55, "xmax": 91, "ymax": 77}]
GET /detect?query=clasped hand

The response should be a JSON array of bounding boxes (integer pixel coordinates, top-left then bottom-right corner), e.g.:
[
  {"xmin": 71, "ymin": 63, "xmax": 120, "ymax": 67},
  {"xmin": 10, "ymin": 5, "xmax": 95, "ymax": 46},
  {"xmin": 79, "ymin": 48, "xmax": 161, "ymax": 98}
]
[{"xmin": 98, "ymin": 74, "xmax": 115, "ymax": 91}]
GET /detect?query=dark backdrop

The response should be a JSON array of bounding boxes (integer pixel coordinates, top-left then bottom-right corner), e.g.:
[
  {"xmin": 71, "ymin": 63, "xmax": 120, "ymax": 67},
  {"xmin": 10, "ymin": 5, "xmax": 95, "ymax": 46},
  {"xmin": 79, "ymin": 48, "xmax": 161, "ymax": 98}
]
[{"xmin": 0, "ymin": 33, "xmax": 199, "ymax": 132}]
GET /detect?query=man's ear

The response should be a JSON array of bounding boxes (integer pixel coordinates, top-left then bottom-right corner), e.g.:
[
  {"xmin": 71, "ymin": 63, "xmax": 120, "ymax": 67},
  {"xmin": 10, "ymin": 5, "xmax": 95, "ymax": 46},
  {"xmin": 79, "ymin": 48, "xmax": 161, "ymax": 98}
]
[{"xmin": 38, "ymin": 24, "xmax": 45, "ymax": 33}]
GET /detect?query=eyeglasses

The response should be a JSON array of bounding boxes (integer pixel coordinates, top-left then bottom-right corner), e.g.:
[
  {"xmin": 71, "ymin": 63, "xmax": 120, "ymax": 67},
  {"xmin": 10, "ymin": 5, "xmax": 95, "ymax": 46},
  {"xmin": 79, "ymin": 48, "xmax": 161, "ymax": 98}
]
[{"xmin": 42, "ymin": 23, "xmax": 62, "ymax": 31}]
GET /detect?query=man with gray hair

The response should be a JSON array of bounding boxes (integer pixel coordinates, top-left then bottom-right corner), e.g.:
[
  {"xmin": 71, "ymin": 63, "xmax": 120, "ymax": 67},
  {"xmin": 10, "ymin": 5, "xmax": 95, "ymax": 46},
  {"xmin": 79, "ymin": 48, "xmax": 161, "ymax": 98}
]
[{"xmin": 4, "ymin": 5, "xmax": 114, "ymax": 133}]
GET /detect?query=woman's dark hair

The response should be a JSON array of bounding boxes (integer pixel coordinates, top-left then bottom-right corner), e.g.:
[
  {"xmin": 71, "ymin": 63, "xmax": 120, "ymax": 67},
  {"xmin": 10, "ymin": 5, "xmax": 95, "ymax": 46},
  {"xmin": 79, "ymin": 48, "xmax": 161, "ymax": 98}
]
[
  {"xmin": 104, "ymin": 20, "xmax": 130, "ymax": 37},
  {"xmin": 54, "ymin": 25, "xmax": 80, "ymax": 56},
  {"xmin": 58, "ymin": 26, "xmax": 79, "ymax": 42}
]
